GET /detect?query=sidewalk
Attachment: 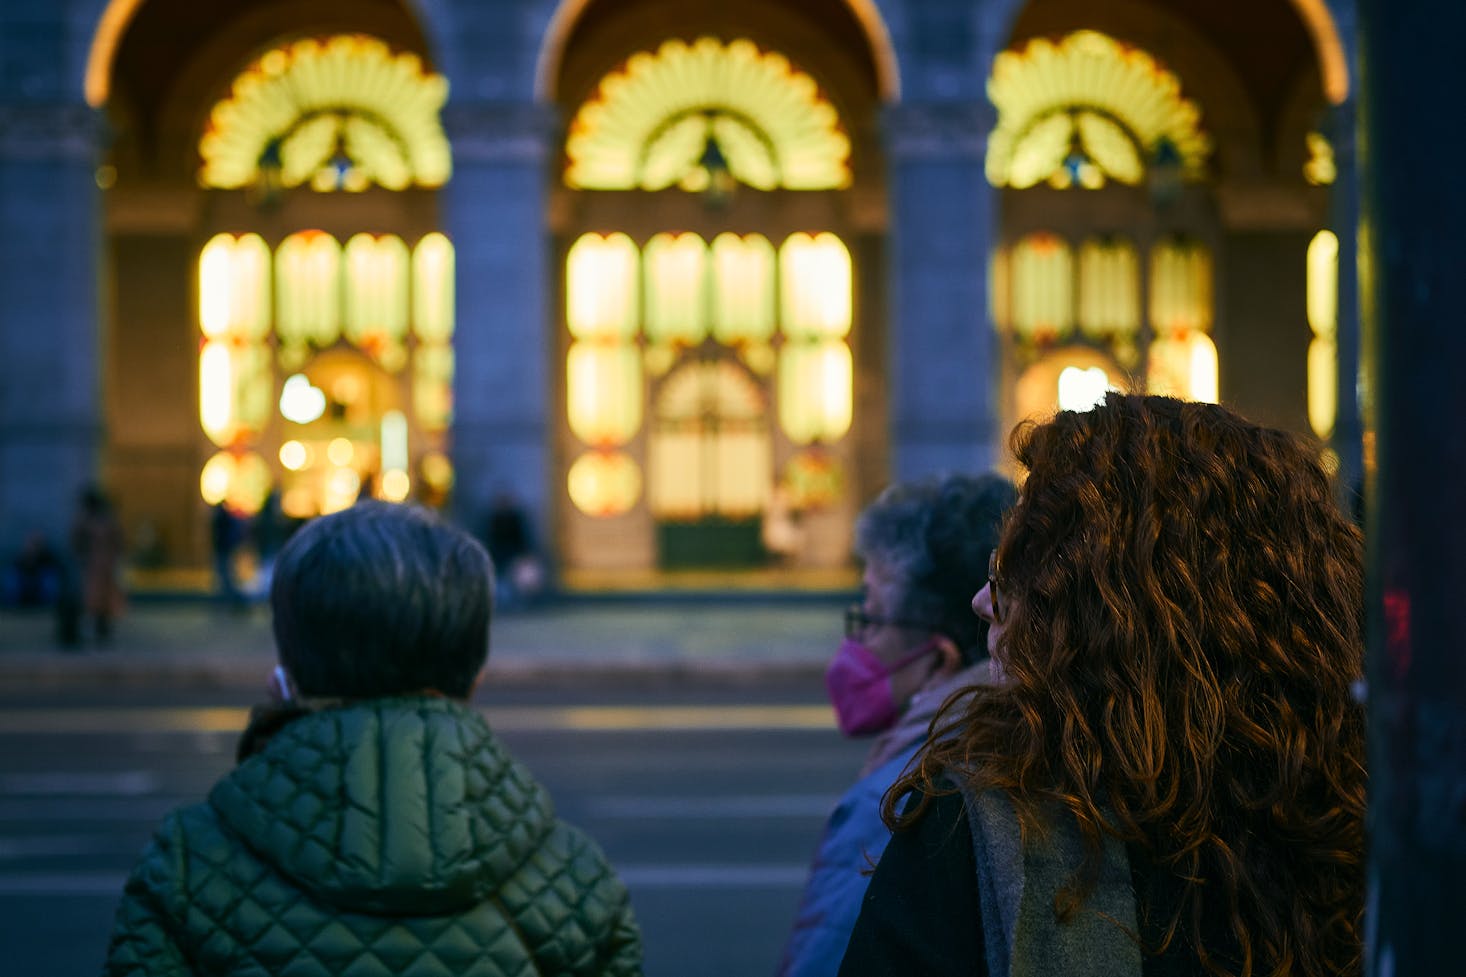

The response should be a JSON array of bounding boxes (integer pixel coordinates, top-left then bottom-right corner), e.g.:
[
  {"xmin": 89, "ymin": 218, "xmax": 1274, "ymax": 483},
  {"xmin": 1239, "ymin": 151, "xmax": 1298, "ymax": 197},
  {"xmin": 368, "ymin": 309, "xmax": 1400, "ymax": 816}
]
[{"xmin": 0, "ymin": 595, "xmax": 850, "ymax": 690}]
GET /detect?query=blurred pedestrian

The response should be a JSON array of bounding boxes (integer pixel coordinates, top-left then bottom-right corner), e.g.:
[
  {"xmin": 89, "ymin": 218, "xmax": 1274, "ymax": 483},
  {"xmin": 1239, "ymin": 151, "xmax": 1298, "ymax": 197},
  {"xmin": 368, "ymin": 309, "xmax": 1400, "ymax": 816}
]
[
  {"xmin": 484, "ymin": 490, "xmax": 541, "ymax": 608},
  {"xmin": 779, "ymin": 473, "xmax": 1015, "ymax": 977},
  {"xmin": 251, "ymin": 486, "xmax": 287, "ymax": 599},
  {"xmin": 103, "ymin": 500, "xmax": 642, "ymax": 977},
  {"xmin": 70, "ymin": 485, "xmax": 124, "ymax": 645},
  {"xmin": 9, "ymin": 532, "xmax": 62, "ymax": 607},
  {"xmin": 210, "ymin": 501, "xmax": 245, "ymax": 608},
  {"xmin": 839, "ymin": 394, "xmax": 1365, "ymax": 977}
]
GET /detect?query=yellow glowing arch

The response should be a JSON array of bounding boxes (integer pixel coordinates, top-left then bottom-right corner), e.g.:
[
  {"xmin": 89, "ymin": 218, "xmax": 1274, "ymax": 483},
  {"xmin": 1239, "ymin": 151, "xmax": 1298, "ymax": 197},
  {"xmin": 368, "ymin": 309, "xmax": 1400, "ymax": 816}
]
[
  {"xmin": 565, "ymin": 37, "xmax": 850, "ymax": 191},
  {"xmin": 198, "ymin": 34, "xmax": 451, "ymax": 191},
  {"xmin": 986, "ymin": 30, "xmax": 1212, "ymax": 190}
]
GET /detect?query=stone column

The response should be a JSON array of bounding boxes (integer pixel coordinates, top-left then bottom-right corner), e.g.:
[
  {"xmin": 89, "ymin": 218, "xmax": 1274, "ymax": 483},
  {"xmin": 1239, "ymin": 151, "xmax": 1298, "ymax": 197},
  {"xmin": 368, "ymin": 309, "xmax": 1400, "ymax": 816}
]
[
  {"xmin": 1358, "ymin": 0, "xmax": 1466, "ymax": 969},
  {"xmin": 0, "ymin": 101, "xmax": 104, "ymax": 552},
  {"xmin": 441, "ymin": 101, "xmax": 557, "ymax": 551},
  {"xmin": 882, "ymin": 100, "xmax": 1001, "ymax": 479}
]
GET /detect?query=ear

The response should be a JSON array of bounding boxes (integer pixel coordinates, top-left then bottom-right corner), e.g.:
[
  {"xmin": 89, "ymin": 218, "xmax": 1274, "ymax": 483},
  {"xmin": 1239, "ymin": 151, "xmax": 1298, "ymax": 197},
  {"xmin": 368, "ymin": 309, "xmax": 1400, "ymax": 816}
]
[{"xmin": 930, "ymin": 635, "xmax": 962, "ymax": 678}]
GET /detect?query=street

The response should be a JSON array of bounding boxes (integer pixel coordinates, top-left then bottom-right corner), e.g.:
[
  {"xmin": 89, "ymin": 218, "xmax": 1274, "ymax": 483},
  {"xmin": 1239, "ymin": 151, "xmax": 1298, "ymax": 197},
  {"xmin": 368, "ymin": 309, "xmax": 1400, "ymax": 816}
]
[{"xmin": 0, "ymin": 679, "xmax": 869, "ymax": 976}]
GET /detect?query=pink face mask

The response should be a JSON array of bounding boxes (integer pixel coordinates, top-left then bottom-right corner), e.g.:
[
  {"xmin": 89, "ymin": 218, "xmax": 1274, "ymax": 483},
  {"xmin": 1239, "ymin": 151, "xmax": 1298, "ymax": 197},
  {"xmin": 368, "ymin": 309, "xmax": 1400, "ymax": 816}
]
[{"xmin": 825, "ymin": 638, "xmax": 939, "ymax": 737}]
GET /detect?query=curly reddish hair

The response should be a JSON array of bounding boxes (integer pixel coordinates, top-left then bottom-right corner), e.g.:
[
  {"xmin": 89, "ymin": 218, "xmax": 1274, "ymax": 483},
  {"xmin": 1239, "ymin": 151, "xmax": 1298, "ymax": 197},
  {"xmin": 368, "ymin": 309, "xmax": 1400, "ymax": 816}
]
[{"xmin": 887, "ymin": 394, "xmax": 1364, "ymax": 977}]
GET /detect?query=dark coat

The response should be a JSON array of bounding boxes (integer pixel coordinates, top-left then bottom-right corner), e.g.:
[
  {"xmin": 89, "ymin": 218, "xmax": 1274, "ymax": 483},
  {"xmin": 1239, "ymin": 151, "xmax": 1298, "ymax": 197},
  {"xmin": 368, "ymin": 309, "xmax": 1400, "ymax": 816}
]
[{"xmin": 103, "ymin": 697, "xmax": 642, "ymax": 976}]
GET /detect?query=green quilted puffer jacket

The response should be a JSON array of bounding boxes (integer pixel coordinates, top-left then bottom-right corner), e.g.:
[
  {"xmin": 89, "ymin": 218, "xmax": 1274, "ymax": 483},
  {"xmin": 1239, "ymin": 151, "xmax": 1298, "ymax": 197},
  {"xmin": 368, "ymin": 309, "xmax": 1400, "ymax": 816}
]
[{"xmin": 102, "ymin": 697, "xmax": 642, "ymax": 977}]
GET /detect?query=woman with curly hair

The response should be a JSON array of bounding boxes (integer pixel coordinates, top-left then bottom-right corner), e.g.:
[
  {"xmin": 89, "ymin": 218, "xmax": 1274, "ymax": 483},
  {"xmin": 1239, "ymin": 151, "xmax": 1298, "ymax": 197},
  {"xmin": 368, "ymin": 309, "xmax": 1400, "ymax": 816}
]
[{"xmin": 837, "ymin": 394, "xmax": 1365, "ymax": 977}]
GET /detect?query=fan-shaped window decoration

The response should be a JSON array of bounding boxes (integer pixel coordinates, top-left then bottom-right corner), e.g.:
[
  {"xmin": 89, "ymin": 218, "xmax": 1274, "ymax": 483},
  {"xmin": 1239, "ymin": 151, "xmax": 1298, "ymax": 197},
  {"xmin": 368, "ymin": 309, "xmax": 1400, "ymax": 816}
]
[
  {"xmin": 565, "ymin": 37, "xmax": 851, "ymax": 191},
  {"xmin": 1010, "ymin": 233, "xmax": 1074, "ymax": 343},
  {"xmin": 711, "ymin": 234, "xmax": 776, "ymax": 344},
  {"xmin": 649, "ymin": 360, "xmax": 770, "ymax": 520},
  {"xmin": 987, "ymin": 31, "xmax": 1211, "ymax": 190},
  {"xmin": 569, "ymin": 450, "xmax": 643, "ymax": 516},
  {"xmin": 200, "ymin": 35, "xmax": 451, "ymax": 192},
  {"xmin": 1077, "ymin": 237, "xmax": 1140, "ymax": 340},
  {"xmin": 780, "ymin": 234, "xmax": 852, "ymax": 340},
  {"xmin": 778, "ymin": 341, "xmax": 853, "ymax": 445},
  {"xmin": 345, "ymin": 234, "xmax": 409, "ymax": 371},
  {"xmin": 567, "ymin": 343, "xmax": 643, "ymax": 446},
  {"xmin": 645, "ymin": 234, "xmax": 709, "ymax": 346},
  {"xmin": 1307, "ymin": 230, "xmax": 1340, "ymax": 437},
  {"xmin": 276, "ymin": 231, "xmax": 342, "ymax": 355},
  {"xmin": 568, "ymin": 234, "xmax": 640, "ymax": 342},
  {"xmin": 412, "ymin": 234, "xmax": 455, "ymax": 344}
]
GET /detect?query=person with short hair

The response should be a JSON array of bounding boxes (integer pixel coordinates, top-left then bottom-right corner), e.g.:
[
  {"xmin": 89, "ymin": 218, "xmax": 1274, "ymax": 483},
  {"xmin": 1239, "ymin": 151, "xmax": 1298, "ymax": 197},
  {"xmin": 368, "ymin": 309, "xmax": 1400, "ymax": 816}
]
[
  {"xmin": 779, "ymin": 473, "xmax": 1016, "ymax": 977},
  {"xmin": 103, "ymin": 501, "xmax": 642, "ymax": 977},
  {"xmin": 839, "ymin": 394, "xmax": 1365, "ymax": 977}
]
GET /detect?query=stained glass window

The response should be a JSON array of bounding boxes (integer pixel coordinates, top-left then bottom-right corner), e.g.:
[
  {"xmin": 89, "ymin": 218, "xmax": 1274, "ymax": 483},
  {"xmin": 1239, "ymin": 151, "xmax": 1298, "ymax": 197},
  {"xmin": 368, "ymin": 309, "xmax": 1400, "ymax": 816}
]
[
  {"xmin": 645, "ymin": 234, "xmax": 709, "ymax": 346},
  {"xmin": 711, "ymin": 234, "xmax": 776, "ymax": 344},
  {"xmin": 568, "ymin": 234, "xmax": 640, "ymax": 342},
  {"xmin": 276, "ymin": 231, "xmax": 342, "ymax": 353},
  {"xmin": 987, "ymin": 31, "xmax": 1211, "ymax": 190},
  {"xmin": 1011, "ymin": 233, "xmax": 1074, "ymax": 343},
  {"xmin": 345, "ymin": 234, "xmax": 409, "ymax": 370},
  {"xmin": 780, "ymin": 234, "xmax": 852, "ymax": 340},
  {"xmin": 412, "ymin": 234, "xmax": 455, "ymax": 343},
  {"xmin": 1149, "ymin": 237, "xmax": 1213, "ymax": 334},
  {"xmin": 199, "ymin": 35, "xmax": 451, "ymax": 192},
  {"xmin": 1077, "ymin": 237, "xmax": 1140, "ymax": 340},
  {"xmin": 568, "ymin": 450, "xmax": 642, "ymax": 517},
  {"xmin": 565, "ymin": 37, "xmax": 850, "ymax": 192},
  {"xmin": 778, "ymin": 342, "xmax": 853, "ymax": 445},
  {"xmin": 567, "ymin": 344, "xmax": 643, "ymax": 446}
]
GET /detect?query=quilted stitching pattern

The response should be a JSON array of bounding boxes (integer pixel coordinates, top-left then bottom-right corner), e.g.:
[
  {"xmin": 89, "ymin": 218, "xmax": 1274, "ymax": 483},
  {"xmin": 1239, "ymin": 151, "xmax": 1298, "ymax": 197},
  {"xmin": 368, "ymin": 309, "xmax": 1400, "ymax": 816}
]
[{"xmin": 102, "ymin": 698, "xmax": 642, "ymax": 976}]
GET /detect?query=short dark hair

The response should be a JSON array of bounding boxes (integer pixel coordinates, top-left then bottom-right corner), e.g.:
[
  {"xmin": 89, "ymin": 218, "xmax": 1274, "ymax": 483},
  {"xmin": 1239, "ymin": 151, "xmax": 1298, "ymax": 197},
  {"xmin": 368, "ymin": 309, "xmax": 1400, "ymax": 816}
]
[
  {"xmin": 854, "ymin": 473, "xmax": 1016, "ymax": 663},
  {"xmin": 271, "ymin": 501, "xmax": 493, "ymax": 699}
]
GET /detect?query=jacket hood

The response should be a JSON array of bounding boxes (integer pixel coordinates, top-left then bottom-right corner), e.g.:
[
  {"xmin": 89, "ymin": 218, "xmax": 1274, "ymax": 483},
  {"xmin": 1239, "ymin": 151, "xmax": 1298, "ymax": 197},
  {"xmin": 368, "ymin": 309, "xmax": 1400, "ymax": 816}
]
[{"xmin": 210, "ymin": 697, "xmax": 554, "ymax": 915}]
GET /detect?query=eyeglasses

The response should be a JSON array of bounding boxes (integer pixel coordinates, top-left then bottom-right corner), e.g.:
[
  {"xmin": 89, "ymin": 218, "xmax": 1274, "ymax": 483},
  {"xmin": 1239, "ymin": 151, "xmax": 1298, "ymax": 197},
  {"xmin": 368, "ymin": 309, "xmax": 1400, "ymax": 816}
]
[
  {"xmin": 844, "ymin": 605, "xmax": 933, "ymax": 640},
  {"xmin": 987, "ymin": 551, "xmax": 1005, "ymax": 624}
]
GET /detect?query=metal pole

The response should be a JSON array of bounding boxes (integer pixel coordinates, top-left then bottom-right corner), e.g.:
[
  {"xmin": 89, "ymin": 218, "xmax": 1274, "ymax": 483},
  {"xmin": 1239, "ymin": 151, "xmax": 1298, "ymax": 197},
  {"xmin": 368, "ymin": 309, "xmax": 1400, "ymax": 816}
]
[{"xmin": 1358, "ymin": 1, "xmax": 1466, "ymax": 972}]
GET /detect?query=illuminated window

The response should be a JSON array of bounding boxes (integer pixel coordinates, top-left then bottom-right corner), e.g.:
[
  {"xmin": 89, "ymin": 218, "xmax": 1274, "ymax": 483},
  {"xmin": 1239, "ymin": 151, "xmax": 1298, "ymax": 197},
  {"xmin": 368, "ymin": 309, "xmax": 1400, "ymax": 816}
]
[
  {"xmin": 565, "ymin": 230, "xmax": 853, "ymax": 519},
  {"xmin": 569, "ymin": 450, "xmax": 642, "ymax": 517},
  {"xmin": 199, "ymin": 35, "xmax": 451, "ymax": 192},
  {"xmin": 711, "ymin": 234, "xmax": 776, "ymax": 344},
  {"xmin": 780, "ymin": 234, "xmax": 852, "ymax": 340},
  {"xmin": 1149, "ymin": 237, "xmax": 1213, "ymax": 333},
  {"xmin": 987, "ymin": 31, "xmax": 1211, "ymax": 190},
  {"xmin": 276, "ymin": 231, "xmax": 342, "ymax": 353},
  {"xmin": 199, "ymin": 234, "xmax": 271, "ymax": 341},
  {"xmin": 565, "ymin": 37, "xmax": 851, "ymax": 191},
  {"xmin": 1077, "ymin": 237, "xmax": 1140, "ymax": 340},
  {"xmin": 345, "ymin": 234, "xmax": 409, "ymax": 370},
  {"xmin": 198, "ymin": 230, "xmax": 455, "ymax": 510},
  {"xmin": 1305, "ymin": 132, "xmax": 1337, "ymax": 187},
  {"xmin": 567, "ymin": 343, "xmax": 643, "ymax": 445},
  {"xmin": 1010, "ymin": 233, "xmax": 1074, "ymax": 343},
  {"xmin": 649, "ymin": 360, "xmax": 770, "ymax": 520},
  {"xmin": 200, "ymin": 451, "xmax": 271, "ymax": 515},
  {"xmin": 778, "ymin": 342, "xmax": 852, "ymax": 444},
  {"xmin": 568, "ymin": 234, "xmax": 640, "ymax": 341},
  {"xmin": 1147, "ymin": 236, "xmax": 1216, "ymax": 402},
  {"xmin": 412, "ymin": 234, "xmax": 455, "ymax": 343},
  {"xmin": 1307, "ymin": 230, "xmax": 1340, "ymax": 437},
  {"xmin": 645, "ymin": 234, "xmax": 709, "ymax": 346}
]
